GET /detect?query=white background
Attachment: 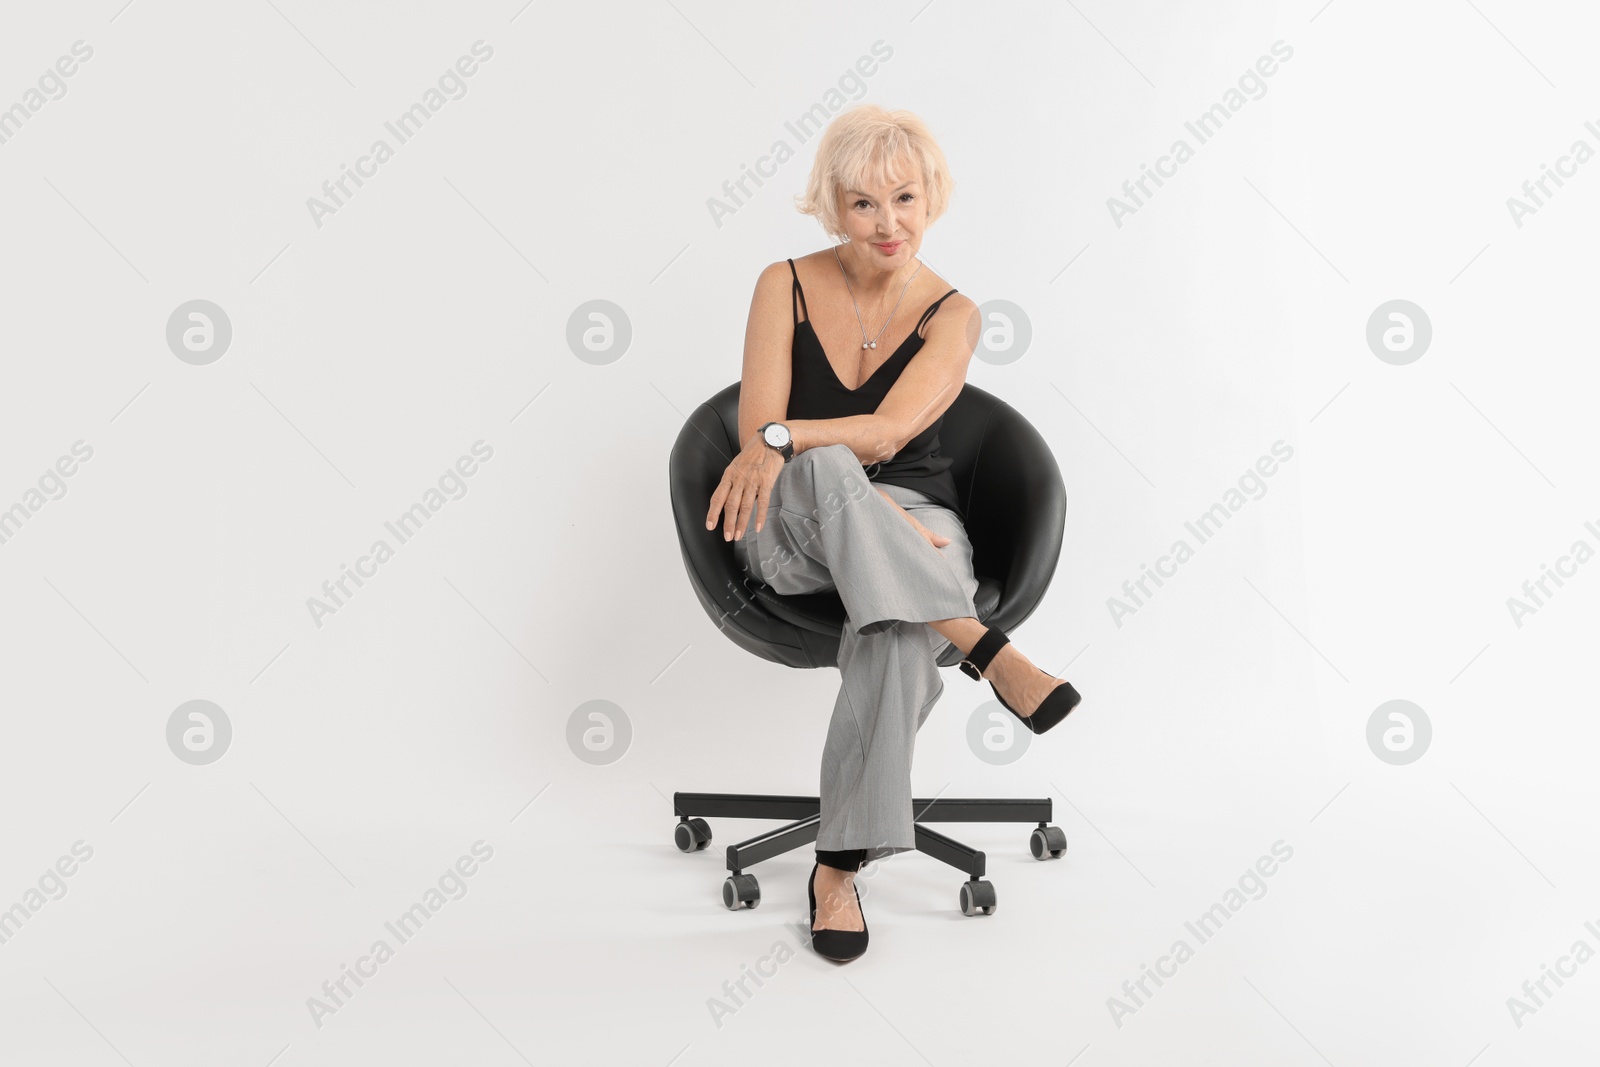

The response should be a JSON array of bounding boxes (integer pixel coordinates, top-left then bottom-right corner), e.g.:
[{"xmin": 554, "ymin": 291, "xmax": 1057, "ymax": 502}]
[{"xmin": 1, "ymin": 0, "xmax": 1596, "ymax": 1063}]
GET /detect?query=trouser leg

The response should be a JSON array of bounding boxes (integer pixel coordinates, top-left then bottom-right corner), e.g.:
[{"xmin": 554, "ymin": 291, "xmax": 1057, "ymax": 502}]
[
  {"xmin": 815, "ymin": 616, "xmax": 948, "ymax": 860},
  {"xmin": 732, "ymin": 444, "xmax": 981, "ymax": 863}
]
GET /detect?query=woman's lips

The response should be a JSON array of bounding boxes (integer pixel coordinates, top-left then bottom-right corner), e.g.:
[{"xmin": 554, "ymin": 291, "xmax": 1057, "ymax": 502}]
[{"xmin": 873, "ymin": 241, "xmax": 903, "ymax": 253}]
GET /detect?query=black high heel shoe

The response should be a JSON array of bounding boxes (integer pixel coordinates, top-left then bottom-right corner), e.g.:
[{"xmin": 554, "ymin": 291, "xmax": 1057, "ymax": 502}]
[
  {"xmin": 958, "ymin": 625, "xmax": 1081, "ymax": 734},
  {"xmin": 808, "ymin": 862, "xmax": 868, "ymax": 962}
]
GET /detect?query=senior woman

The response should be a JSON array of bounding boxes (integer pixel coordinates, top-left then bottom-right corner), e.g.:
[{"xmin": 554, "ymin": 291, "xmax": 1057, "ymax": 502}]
[{"xmin": 704, "ymin": 105, "xmax": 1083, "ymax": 962}]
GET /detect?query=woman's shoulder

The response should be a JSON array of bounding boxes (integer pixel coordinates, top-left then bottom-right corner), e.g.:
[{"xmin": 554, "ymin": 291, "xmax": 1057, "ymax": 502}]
[
  {"xmin": 934, "ymin": 288, "xmax": 973, "ymax": 312},
  {"xmin": 749, "ymin": 259, "xmax": 798, "ymax": 302}
]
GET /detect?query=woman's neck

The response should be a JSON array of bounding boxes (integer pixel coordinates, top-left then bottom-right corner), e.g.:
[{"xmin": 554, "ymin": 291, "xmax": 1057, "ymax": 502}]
[{"xmin": 834, "ymin": 245, "xmax": 919, "ymax": 300}]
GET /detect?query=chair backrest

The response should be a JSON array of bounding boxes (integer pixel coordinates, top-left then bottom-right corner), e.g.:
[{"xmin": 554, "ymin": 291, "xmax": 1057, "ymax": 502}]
[{"xmin": 668, "ymin": 381, "xmax": 1066, "ymax": 670}]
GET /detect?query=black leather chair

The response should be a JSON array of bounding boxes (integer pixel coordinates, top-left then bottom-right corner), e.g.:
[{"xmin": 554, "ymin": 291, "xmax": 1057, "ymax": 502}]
[{"xmin": 668, "ymin": 380, "xmax": 1071, "ymax": 916}]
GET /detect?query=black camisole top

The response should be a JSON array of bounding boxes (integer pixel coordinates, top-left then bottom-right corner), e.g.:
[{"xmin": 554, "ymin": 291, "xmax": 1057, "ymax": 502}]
[{"xmin": 784, "ymin": 257, "xmax": 964, "ymax": 520}]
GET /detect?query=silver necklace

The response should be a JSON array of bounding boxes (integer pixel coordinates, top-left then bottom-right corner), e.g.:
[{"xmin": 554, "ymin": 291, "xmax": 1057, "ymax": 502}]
[{"xmin": 833, "ymin": 245, "xmax": 922, "ymax": 349}]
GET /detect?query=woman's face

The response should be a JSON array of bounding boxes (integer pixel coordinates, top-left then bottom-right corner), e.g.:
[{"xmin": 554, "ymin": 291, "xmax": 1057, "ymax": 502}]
[{"xmin": 836, "ymin": 156, "xmax": 926, "ymax": 273}]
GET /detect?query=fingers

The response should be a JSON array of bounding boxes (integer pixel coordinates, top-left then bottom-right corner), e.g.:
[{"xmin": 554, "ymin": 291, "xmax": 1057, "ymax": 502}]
[
  {"xmin": 733, "ymin": 472, "xmax": 783, "ymax": 540},
  {"xmin": 754, "ymin": 467, "xmax": 783, "ymax": 534},
  {"xmin": 753, "ymin": 489, "xmax": 769, "ymax": 535},
  {"xmin": 735, "ymin": 486, "xmax": 762, "ymax": 541},
  {"xmin": 722, "ymin": 482, "xmax": 744, "ymax": 541},
  {"xmin": 730, "ymin": 486, "xmax": 750, "ymax": 541},
  {"xmin": 710, "ymin": 468, "xmax": 774, "ymax": 541},
  {"xmin": 711, "ymin": 450, "xmax": 783, "ymax": 539},
  {"xmin": 705, "ymin": 477, "xmax": 728, "ymax": 530},
  {"xmin": 912, "ymin": 516, "xmax": 951, "ymax": 548}
]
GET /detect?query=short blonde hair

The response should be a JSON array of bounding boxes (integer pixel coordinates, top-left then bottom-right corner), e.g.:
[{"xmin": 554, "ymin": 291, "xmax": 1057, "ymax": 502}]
[{"xmin": 795, "ymin": 105, "xmax": 953, "ymax": 239}]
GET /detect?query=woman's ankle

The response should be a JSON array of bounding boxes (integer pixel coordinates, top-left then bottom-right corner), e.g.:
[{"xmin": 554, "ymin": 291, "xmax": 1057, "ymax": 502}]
[
  {"xmin": 929, "ymin": 616, "xmax": 984, "ymax": 656},
  {"xmin": 982, "ymin": 640, "xmax": 1023, "ymax": 681},
  {"xmin": 816, "ymin": 847, "xmax": 864, "ymax": 873}
]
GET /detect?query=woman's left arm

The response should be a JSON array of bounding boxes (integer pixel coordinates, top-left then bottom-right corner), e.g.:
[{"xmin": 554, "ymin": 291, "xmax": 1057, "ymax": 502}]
[{"xmin": 870, "ymin": 294, "xmax": 979, "ymax": 457}]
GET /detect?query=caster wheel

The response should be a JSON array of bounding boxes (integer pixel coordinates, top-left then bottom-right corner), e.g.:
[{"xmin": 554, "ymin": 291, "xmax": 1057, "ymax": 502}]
[
  {"xmin": 959, "ymin": 879, "xmax": 996, "ymax": 916},
  {"xmin": 722, "ymin": 873, "xmax": 760, "ymax": 910},
  {"xmin": 1030, "ymin": 825, "xmax": 1068, "ymax": 860},
  {"xmin": 674, "ymin": 818, "xmax": 712, "ymax": 853}
]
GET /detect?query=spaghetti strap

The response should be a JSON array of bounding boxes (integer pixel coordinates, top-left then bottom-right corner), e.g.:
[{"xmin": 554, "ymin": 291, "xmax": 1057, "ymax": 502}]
[
  {"xmin": 915, "ymin": 288, "xmax": 959, "ymax": 335},
  {"xmin": 786, "ymin": 258, "xmax": 810, "ymax": 325}
]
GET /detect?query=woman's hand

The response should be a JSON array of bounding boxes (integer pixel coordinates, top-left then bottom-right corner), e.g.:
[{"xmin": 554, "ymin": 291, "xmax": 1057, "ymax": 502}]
[
  {"xmin": 705, "ymin": 431, "xmax": 785, "ymax": 541},
  {"xmin": 877, "ymin": 487, "xmax": 950, "ymax": 548}
]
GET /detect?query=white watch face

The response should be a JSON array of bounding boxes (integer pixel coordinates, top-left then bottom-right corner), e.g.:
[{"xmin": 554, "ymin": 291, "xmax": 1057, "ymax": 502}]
[{"xmin": 764, "ymin": 423, "xmax": 789, "ymax": 447}]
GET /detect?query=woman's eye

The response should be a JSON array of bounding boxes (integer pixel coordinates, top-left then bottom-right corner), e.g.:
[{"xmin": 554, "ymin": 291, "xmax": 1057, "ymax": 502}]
[{"xmin": 855, "ymin": 195, "xmax": 913, "ymax": 208}]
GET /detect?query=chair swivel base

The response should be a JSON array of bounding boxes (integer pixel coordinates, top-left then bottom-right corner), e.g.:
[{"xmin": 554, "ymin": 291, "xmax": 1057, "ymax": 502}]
[{"xmin": 672, "ymin": 791, "xmax": 1069, "ymax": 917}]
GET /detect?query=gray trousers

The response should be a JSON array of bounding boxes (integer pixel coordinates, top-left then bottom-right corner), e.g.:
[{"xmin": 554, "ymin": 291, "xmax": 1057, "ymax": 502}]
[{"xmin": 734, "ymin": 443, "xmax": 980, "ymax": 865}]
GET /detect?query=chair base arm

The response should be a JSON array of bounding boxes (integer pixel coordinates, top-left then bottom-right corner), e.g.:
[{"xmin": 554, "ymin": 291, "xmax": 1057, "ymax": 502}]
[{"xmin": 672, "ymin": 791, "xmax": 1053, "ymax": 878}]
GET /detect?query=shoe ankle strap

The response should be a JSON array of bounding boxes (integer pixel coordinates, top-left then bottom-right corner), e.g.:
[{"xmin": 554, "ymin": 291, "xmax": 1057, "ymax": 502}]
[{"xmin": 958, "ymin": 626, "xmax": 1009, "ymax": 680}]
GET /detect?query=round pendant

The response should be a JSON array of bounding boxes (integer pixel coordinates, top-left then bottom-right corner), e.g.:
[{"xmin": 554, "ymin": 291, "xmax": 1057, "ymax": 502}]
[{"xmin": 868, "ymin": 341, "xmax": 877, "ymax": 349}]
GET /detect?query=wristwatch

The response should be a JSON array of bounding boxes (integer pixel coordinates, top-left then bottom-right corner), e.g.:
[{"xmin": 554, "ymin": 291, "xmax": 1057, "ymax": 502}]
[{"xmin": 758, "ymin": 421, "xmax": 794, "ymax": 461}]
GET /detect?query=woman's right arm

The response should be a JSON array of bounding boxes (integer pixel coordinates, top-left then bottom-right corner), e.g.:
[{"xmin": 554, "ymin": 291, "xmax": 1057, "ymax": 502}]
[
  {"xmin": 704, "ymin": 263, "xmax": 796, "ymax": 542},
  {"xmin": 738, "ymin": 261, "xmax": 903, "ymax": 465},
  {"xmin": 736, "ymin": 261, "xmax": 795, "ymax": 448}
]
